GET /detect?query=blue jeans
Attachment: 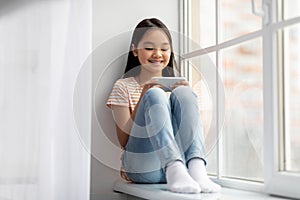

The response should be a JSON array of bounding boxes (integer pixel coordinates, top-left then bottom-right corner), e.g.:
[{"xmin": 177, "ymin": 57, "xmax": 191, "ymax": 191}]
[{"xmin": 122, "ymin": 86, "xmax": 206, "ymax": 183}]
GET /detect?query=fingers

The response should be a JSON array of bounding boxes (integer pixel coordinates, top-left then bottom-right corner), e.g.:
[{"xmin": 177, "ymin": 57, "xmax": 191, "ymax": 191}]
[
  {"xmin": 142, "ymin": 79, "xmax": 189, "ymax": 91},
  {"xmin": 143, "ymin": 84, "xmax": 161, "ymax": 91},
  {"xmin": 178, "ymin": 80, "xmax": 189, "ymax": 86},
  {"xmin": 143, "ymin": 79, "xmax": 162, "ymax": 89},
  {"xmin": 141, "ymin": 79, "xmax": 162, "ymax": 96},
  {"xmin": 170, "ymin": 80, "xmax": 190, "ymax": 89},
  {"xmin": 142, "ymin": 79, "xmax": 158, "ymax": 87}
]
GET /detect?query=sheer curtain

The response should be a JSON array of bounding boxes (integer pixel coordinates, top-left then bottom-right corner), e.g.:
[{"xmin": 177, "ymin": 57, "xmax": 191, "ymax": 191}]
[{"xmin": 0, "ymin": 1, "xmax": 91, "ymax": 200}]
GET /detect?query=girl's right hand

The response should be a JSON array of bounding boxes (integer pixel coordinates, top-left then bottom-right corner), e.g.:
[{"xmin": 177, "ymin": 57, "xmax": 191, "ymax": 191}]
[
  {"xmin": 132, "ymin": 79, "xmax": 161, "ymax": 120},
  {"xmin": 140, "ymin": 79, "xmax": 161, "ymax": 96}
]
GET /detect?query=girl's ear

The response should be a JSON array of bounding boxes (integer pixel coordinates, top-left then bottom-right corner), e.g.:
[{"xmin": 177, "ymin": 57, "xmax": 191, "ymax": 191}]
[{"xmin": 131, "ymin": 44, "xmax": 138, "ymax": 57}]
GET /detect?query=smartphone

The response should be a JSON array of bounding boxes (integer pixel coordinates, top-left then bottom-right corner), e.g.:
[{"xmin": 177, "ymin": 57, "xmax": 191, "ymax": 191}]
[{"xmin": 151, "ymin": 77, "xmax": 187, "ymax": 91}]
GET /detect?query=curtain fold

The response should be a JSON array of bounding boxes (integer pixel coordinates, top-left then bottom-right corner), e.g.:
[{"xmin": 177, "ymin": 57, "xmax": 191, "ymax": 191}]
[{"xmin": 0, "ymin": 1, "xmax": 91, "ymax": 200}]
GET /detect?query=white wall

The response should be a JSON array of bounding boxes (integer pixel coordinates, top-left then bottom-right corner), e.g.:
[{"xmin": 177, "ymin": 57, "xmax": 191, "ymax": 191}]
[{"xmin": 91, "ymin": 0, "xmax": 179, "ymax": 198}]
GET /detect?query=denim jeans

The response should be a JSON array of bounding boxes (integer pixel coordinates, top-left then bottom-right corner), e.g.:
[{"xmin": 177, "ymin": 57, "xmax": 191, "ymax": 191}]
[{"xmin": 122, "ymin": 86, "xmax": 206, "ymax": 183}]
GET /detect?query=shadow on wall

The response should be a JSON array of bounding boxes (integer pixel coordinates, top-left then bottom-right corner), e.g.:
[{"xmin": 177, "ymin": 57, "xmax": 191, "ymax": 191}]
[
  {"xmin": 74, "ymin": 30, "xmax": 133, "ymax": 172},
  {"xmin": 94, "ymin": 52, "xmax": 128, "ymax": 149},
  {"xmin": 93, "ymin": 31, "xmax": 132, "ymax": 148},
  {"xmin": 0, "ymin": 0, "xmax": 40, "ymax": 17}
]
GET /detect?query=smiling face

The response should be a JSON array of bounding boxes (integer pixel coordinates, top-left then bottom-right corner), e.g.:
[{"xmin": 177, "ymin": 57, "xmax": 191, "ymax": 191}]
[{"xmin": 132, "ymin": 28, "xmax": 171, "ymax": 76}]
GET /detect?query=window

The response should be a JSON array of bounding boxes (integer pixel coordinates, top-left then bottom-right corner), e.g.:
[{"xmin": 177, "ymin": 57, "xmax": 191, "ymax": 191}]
[{"xmin": 181, "ymin": 0, "xmax": 300, "ymax": 198}]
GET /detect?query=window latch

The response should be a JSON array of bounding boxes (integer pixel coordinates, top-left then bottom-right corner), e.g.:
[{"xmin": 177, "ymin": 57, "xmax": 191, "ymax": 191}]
[{"xmin": 251, "ymin": 0, "xmax": 269, "ymax": 25}]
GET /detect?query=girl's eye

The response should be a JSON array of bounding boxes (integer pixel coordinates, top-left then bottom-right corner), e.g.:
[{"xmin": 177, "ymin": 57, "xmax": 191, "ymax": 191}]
[
  {"xmin": 144, "ymin": 47, "xmax": 170, "ymax": 51},
  {"xmin": 145, "ymin": 47, "xmax": 154, "ymax": 51}
]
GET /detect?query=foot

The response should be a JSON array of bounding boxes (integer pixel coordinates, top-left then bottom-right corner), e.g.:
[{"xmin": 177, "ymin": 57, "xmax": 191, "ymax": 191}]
[
  {"xmin": 188, "ymin": 158, "xmax": 221, "ymax": 193},
  {"xmin": 166, "ymin": 160, "xmax": 201, "ymax": 193}
]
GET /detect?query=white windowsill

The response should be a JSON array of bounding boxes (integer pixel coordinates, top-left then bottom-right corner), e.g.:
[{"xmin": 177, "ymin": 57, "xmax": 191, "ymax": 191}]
[{"xmin": 113, "ymin": 180, "xmax": 291, "ymax": 200}]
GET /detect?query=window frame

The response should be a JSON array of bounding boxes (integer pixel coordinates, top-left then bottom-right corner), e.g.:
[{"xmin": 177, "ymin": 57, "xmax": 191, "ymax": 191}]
[
  {"xmin": 264, "ymin": 0, "xmax": 300, "ymax": 199},
  {"xmin": 180, "ymin": 0, "xmax": 300, "ymax": 198}
]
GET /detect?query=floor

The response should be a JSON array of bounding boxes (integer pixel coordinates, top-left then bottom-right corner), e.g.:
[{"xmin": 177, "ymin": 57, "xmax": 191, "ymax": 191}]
[{"xmin": 113, "ymin": 181, "xmax": 292, "ymax": 200}]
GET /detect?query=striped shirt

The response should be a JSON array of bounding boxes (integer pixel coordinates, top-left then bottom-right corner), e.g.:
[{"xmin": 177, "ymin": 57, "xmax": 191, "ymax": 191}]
[{"xmin": 106, "ymin": 77, "xmax": 143, "ymax": 113}]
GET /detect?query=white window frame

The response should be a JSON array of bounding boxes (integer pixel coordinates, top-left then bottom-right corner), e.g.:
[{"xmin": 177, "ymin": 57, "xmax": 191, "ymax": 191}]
[
  {"xmin": 180, "ymin": 0, "xmax": 300, "ymax": 198},
  {"xmin": 264, "ymin": 0, "xmax": 300, "ymax": 199}
]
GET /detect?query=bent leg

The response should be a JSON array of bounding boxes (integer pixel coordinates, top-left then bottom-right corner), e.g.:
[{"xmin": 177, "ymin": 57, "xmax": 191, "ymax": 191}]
[
  {"xmin": 123, "ymin": 88, "xmax": 181, "ymax": 180},
  {"xmin": 170, "ymin": 86, "xmax": 221, "ymax": 193},
  {"xmin": 170, "ymin": 86, "xmax": 206, "ymax": 162}
]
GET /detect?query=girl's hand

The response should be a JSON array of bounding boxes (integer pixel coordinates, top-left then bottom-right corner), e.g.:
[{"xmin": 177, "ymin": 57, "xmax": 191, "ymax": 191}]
[
  {"xmin": 132, "ymin": 79, "xmax": 161, "ymax": 120},
  {"xmin": 170, "ymin": 80, "xmax": 190, "ymax": 89},
  {"xmin": 140, "ymin": 79, "xmax": 161, "ymax": 96}
]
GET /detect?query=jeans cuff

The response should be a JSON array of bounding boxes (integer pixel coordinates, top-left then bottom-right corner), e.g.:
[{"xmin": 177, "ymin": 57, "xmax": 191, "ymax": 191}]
[{"xmin": 186, "ymin": 155, "xmax": 207, "ymax": 166}]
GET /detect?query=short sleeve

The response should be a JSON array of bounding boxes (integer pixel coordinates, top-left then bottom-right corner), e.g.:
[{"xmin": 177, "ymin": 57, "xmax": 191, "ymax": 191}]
[{"xmin": 106, "ymin": 79, "xmax": 129, "ymax": 109}]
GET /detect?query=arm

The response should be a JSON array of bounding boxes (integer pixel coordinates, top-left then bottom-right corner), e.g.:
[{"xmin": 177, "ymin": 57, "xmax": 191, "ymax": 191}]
[
  {"xmin": 112, "ymin": 82, "xmax": 161, "ymax": 148},
  {"xmin": 112, "ymin": 89, "xmax": 147, "ymax": 148},
  {"xmin": 111, "ymin": 105, "xmax": 133, "ymax": 148}
]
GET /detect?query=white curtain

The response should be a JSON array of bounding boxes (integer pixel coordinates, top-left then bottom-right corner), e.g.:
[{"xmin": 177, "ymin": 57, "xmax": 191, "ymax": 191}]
[{"xmin": 0, "ymin": 1, "xmax": 91, "ymax": 200}]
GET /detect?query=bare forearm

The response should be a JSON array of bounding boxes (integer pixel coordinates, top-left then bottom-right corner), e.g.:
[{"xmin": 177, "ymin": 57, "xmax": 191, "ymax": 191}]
[
  {"xmin": 131, "ymin": 99, "xmax": 141, "ymax": 120},
  {"xmin": 116, "ymin": 125, "xmax": 129, "ymax": 148}
]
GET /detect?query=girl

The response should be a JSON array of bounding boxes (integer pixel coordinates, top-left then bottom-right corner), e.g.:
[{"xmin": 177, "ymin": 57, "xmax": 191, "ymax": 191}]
[{"xmin": 107, "ymin": 18, "xmax": 221, "ymax": 194}]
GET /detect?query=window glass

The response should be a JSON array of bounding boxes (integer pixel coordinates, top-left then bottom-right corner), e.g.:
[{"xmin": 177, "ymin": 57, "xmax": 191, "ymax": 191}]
[
  {"xmin": 283, "ymin": 24, "xmax": 300, "ymax": 172},
  {"xmin": 206, "ymin": 147, "xmax": 217, "ymax": 176},
  {"xmin": 188, "ymin": 53, "xmax": 217, "ymax": 175},
  {"xmin": 284, "ymin": 0, "xmax": 300, "ymax": 20},
  {"xmin": 221, "ymin": 0, "xmax": 262, "ymax": 42},
  {"xmin": 221, "ymin": 38, "xmax": 264, "ymax": 181},
  {"xmin": 190, "ymin": 0, "xmax": 216, "ymax": 49}
]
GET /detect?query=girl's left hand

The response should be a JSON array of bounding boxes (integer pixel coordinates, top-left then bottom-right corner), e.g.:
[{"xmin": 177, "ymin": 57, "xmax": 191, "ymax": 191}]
[{"xmin": 170, "ymin": 80, "xmax": 190, "ymax": 89}]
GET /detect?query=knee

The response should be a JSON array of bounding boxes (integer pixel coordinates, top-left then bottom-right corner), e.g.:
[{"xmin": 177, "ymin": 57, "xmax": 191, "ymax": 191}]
[
  {"xmin": 144, "ymin": 88, "xmax": 168, "ymax": 103},
  {"xmin": 147, "ymin": 87, "xmax": 165, "ymax": 95},
  {"xmin": 172, "ymin": 86, "xmax": 197, "ymax": 101}
]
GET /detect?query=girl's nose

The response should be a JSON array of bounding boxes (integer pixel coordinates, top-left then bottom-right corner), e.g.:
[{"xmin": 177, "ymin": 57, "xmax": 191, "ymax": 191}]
[{"xmin": 153, "ymin": 49, "xmax": 162, "ymax": 58}]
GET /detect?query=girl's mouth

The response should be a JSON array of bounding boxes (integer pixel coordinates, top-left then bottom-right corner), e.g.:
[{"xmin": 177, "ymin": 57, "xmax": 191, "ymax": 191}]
[{"xmin": 148, "ymin": 59, "xmax": 163, "ymax": 64}]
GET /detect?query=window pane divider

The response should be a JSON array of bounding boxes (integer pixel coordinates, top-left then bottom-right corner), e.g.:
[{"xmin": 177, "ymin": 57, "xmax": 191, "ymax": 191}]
[
  {"xmin": 182, "ymin": 16, "xmax": 300, "ymax": 60},
  {"xmin": 272, "ymin": 16, "xmax": 300, "ymax": 31},
  {"xmin": 182, "ymin": 29, "xmax": 263, "ymax": 59}
]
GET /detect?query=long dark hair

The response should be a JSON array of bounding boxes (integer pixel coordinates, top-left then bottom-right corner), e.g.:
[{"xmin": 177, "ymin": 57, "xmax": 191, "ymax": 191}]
[{"xmin": 123, "ymin": 18, "xmax": 178, "ymax": 78}]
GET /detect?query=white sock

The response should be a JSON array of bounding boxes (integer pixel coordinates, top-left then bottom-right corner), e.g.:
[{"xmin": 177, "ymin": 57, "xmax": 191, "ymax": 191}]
[
  {"xmin": 188, "ymin": 158, "xmax": 221, "ymax": 193},
  {"xmin": 166, "ymin": 160, "xmax": 201, "ymax": 193}
]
